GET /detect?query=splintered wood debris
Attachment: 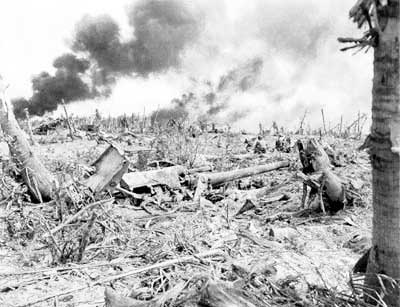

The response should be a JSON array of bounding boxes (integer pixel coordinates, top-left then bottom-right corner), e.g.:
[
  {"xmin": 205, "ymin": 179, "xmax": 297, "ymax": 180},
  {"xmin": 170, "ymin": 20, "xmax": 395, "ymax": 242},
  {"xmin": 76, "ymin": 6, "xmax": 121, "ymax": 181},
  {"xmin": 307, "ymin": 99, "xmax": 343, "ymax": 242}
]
[{"xmin": 0, "ymin": 115, "xmax": 373, "ymax": 307}]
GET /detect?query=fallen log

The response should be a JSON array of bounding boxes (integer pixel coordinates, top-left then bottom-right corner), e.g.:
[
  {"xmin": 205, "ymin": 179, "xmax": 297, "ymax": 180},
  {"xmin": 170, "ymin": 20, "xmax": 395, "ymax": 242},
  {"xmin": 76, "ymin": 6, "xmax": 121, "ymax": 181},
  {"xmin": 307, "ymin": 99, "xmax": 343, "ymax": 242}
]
[
  {"xmin": 190, "ymin": 161, "xmax": 290, "ymax": 187},
  {"xmin": 0, "ymin": 94, "xmax": 58, "ymax": 201},
  {"xmin": 188, "ymin": 165, "xmax": 213, "ymax": 174}
]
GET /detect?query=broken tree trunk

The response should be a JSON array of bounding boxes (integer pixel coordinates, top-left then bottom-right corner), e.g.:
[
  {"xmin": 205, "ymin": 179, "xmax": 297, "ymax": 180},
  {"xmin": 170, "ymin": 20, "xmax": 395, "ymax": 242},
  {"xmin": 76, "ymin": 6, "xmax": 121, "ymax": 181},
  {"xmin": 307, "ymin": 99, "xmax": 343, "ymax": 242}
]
[
  {"xmin": 320, "ymin": 170, "xmax": 346, "ymax": 204},
  {"xmin": 0, "ymin": 97, "xmax": 58, "ymax": 201},
  {"xmin": 340, "ymin": 115, "xmax": 343, "ymax": 136},
  {"xmin": 298, "ymin": 169, "xmax": 346, "ymax": 213},
  {"xmin": 298, "ymin": 109, "xmax": 308, "ymax": 134},
  {"xmin": 188, "ymin": 165, "xmax": 213, "ymax": 174},
  {"xmin": 62, "ymin": 100, "xmax": 75, "ymax": 140},
  {"xmin": 191, "ymin": 161, "xmax": 289, "ymax": 187},
  {"xmin": 321, "ymin": 109, "xmax": 327, "ymax": 135},
  {"xmin": 297, "ymin": 138, "xmax": 331, "ymax": 174},
  {"xmin": 364, "ymin": 0, "xmax": 400, "ymax": 304}
]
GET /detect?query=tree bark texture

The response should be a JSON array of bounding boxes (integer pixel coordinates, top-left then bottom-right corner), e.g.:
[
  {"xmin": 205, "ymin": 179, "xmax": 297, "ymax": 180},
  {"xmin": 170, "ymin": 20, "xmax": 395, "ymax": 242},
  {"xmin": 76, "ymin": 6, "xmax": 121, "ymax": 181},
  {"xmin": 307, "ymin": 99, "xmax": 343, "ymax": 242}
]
[
  {"xmin": 366, "ymin": 1, "xmax": 400, "ymax": 305},
  {"xmin": 0, "ymin": 99, "xmax": 57, "ymax": 201}
]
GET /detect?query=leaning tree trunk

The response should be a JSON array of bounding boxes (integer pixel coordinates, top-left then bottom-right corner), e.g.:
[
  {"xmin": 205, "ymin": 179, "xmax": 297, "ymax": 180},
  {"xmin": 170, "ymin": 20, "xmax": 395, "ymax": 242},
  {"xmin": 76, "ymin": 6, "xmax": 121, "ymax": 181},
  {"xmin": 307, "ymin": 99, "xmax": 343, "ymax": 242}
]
[
  {"xmin": 365, "ymin": 1, "xmax": 400, "ymax": 305},
  {"xmin": 0, "ymin": 98, "xmax": 58, "ymax": 202}
]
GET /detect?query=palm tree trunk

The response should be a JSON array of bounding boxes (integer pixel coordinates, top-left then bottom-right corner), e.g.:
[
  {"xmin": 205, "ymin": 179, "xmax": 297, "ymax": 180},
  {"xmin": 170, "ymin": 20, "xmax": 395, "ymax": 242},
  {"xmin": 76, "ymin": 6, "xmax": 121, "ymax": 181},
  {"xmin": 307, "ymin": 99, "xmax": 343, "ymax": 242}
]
[
  {"xmin": 365, "ymin": 1, "xmax": 400, "ymax": 305},
  {"xmin": 0, "ymin": 98, "xmax": 58, "ymax": 202}
]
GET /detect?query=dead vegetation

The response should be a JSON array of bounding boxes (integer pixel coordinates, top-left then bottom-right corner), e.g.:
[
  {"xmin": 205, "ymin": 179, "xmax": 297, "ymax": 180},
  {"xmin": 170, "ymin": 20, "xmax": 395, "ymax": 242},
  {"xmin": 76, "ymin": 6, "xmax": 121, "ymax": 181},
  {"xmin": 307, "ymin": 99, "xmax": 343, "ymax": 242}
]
[{"xmin": 0, "ymin": 103, "xmax": 379, "ymax": 307}]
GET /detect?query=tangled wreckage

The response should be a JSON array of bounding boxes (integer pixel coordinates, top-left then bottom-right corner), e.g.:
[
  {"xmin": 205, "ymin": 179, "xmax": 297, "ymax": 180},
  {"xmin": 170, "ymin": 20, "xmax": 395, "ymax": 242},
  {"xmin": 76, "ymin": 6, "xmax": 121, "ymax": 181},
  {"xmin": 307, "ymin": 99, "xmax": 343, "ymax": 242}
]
[{"xmin": 0, "ymin": 96, "xmax": 371, "ymax": 307}]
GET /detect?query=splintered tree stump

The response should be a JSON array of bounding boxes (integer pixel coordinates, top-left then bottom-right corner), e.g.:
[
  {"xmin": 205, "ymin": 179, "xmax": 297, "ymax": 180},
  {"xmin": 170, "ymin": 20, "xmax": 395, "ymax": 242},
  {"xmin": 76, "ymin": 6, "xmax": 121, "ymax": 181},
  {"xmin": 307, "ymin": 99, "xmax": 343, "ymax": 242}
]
[
  {"xmin": 306, "ymin": 138, "xmax": 331, "ymax": 172},
  {"xmin": 0, "ymin": 97, "xmax": 58, "ymax": 201},
  {"xmin": 297, "ymin": 138, "xmax": 332, "ymax": 174},
  {"xmin": 297, "ymin": 138, "xmax": 349, "ymax": 212},
  {"xmin": 306, "ymin": 170, "xmax": 346, "ymax": 213},
  {"xmin": 297, "ymin": 140, "xmax": 313, "ymax": 174},
  {"xmin": 320, "ymin": 170, "xmax": 346, "ymax": 204}
]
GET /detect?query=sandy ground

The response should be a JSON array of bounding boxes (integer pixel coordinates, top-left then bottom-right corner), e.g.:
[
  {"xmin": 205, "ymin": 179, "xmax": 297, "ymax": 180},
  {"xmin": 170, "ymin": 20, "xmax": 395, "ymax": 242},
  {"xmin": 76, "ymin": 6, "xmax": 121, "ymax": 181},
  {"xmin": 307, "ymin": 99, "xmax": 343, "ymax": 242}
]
[{"xmin": 0, "ymin": 132, "xmax": 372, "ymax": 306}]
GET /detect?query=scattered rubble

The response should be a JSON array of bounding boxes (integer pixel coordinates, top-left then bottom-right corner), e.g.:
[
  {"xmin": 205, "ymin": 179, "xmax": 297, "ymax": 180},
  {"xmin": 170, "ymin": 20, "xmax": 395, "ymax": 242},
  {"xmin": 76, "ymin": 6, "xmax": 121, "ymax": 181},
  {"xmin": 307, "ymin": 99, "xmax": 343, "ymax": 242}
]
[{"xmin": 0, "ymin": 105, "xmax": 372, "ymax": 307}]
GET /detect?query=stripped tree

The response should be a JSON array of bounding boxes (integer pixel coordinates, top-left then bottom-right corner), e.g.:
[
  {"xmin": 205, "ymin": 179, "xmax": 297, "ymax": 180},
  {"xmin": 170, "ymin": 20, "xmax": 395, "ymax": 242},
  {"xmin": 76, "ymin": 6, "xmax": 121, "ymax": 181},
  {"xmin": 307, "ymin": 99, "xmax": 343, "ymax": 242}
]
[
  {"xmin": 340, "ymin": 0, "xmax": 400, "ymax": 305},
  {"xmin": 0, "ymin": 79, "xmax": 58, "ymax": 201}
]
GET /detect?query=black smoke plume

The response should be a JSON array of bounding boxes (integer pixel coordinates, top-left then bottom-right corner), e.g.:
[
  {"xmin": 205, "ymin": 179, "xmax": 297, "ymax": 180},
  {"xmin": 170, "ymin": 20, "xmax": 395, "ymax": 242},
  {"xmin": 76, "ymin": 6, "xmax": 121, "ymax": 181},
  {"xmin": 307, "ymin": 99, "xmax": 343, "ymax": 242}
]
[
  {"xmin": 126, "ymin": 0, "xmax": 200, "ymax": 75},
  {"xmin": 72, "ymin": 14, "xmax": 131, "ymax": 85},
  {"xmin": 72, "ymin": 0, "xmax": 199, "ymax": 82},
  {"xmin": 29, "ymin": 54, "xmax": 92, "ymax": 116},
  {"xmin": 13, "ymin": 0, "xmax": 200, "ymax": 118},
  {"xmin": 11, "ymin": 97, "xmax": 30, "ymax": 119},
  {"xmin": 12, "ymin": 53, "xmax": 92, "ymax": 117}
]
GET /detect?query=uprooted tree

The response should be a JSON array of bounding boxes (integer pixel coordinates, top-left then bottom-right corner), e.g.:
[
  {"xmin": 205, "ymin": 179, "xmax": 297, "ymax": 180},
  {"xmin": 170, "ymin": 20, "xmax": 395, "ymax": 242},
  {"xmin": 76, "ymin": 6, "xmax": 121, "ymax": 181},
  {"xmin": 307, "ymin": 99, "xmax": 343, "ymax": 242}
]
[{"xmin": 341, "ymin": 0, "xmax": 400, "ymax": 305}]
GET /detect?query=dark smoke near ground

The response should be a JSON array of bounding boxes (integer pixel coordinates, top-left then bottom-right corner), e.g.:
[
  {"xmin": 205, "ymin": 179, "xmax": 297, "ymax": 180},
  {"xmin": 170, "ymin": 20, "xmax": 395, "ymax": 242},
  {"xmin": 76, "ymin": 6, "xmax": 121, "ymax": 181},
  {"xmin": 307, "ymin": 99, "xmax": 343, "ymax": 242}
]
[
  {"xmin": 13, "ymin": 53, "xmax": 92, "ymax": 117},
  {"xmin": 12, "ymin": 0, "xmax": 200, "ymax": 118},
  {"xmin": 11, "ymin": 97, "xmax": 30, "ymax": 119},
  {"xmin": 150, "ymin": 57, "xmax": 264, "ymax": 125},
  {"xmin": 31, "ymin": 54, "xmax": 92, "ymax": 116}
]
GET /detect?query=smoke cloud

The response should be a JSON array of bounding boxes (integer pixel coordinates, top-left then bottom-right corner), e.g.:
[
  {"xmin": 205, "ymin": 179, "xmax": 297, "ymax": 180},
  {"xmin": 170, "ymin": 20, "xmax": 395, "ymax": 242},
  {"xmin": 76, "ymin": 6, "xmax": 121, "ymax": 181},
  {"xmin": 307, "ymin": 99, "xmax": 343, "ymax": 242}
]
[
  {"xmin": 127, "ymin": 0, "xmax": 200, "ymax": 75},
  {"xmin": 168, "ymin": 0, "xmax": 371, "ymax": 131},
  {"xmin": 13, "ymin": 0, "xmax": 200, "ymax": 117},
  {"xmin": 150, "ymin": 57, "xmax": 264, "ymax": 124},
  {"xmin": 16, "ymin": 53, "xmax": 92, "ymax": 116},
  {"xmin": 71, "ymin": 0, "xmax": 199, "ymax": 86},
  {"xmin": 13, "ymin": 0, "xmax": 372, "ymax": 132}
]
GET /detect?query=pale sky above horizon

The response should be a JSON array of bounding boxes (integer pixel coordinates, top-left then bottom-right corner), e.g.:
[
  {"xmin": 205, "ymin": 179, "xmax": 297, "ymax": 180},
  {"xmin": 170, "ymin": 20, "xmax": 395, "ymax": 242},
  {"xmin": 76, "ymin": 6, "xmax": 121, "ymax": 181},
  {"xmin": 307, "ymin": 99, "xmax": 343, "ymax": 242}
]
[
  {"xmin": 0, "ymin": 0, "xmax": 257, "ymax": 98},
  {"xmin": 0, "ymin": 0, "xmax": 372, "ymax": 130},
  {"xmin": 0, "ymin": 0, "xmax": 134, "ymax": 98}
]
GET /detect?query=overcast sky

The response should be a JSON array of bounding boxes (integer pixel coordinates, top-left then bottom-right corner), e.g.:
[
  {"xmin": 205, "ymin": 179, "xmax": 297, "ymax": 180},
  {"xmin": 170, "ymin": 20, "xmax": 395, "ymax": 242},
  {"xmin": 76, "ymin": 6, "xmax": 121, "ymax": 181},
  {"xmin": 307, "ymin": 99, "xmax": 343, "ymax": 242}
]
[{"xmin": 0, "ymin": 0, "xmax": 372, "ymax": 130}]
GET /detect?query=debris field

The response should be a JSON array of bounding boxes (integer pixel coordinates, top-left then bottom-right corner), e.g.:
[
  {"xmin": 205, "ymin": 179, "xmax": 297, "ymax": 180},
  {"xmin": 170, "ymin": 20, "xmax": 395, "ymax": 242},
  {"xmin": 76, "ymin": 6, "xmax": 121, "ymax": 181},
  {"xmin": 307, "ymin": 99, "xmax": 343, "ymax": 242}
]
[{"xmin": 0, "ymin": 117, "xmax": 373, "ymax": 307}]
